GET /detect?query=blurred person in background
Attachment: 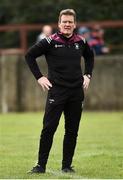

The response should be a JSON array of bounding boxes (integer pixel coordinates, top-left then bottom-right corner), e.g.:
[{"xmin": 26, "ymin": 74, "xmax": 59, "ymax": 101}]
[
  {"xmin": 37, "ymin": 25, "xmax": 53, "ymax": 42},
  {"xmin": 78, "ymin": 26, "xmax": 91, "ymax": 43},
  {"xmin": 25, "ymin": 9, "xmax": 94, "ymax": 174},
  {"xmin": 88, "ymin": 24, "xmax": 110, "ymax": 55}
]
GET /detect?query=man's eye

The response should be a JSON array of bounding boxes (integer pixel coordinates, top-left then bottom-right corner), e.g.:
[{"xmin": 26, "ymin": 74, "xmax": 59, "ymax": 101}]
[{"xmin": 62, "ymin": 21, "xmax": 73, "ymax": 24}]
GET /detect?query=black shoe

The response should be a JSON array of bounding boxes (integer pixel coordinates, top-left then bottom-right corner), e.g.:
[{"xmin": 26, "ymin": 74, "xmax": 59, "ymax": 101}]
[
  {"xmin": 62, "ymin": 166, "xmax": 75, "ymax": 173},
  {"xmin": 28, "ymin": 165, "xmax": 45, "ymax": 174}
]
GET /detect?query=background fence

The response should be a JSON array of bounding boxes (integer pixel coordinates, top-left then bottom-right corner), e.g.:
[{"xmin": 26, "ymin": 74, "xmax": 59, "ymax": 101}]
[
  {"xmin": 0, "ymin": 21, "xmax": 123, "ymax": 54},
  {"xmin": 0, "ymin": 54, "xmax": 123, "ymax": 112},
  {"xmin": 0, "ymin": 22, "xmax": 123, "ymax": 112}
]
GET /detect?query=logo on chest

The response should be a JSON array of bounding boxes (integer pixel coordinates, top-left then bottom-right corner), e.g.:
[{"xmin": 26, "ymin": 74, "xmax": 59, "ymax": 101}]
[{"xmin": 74, "ymin": 43, "xmax": 79, "ymax": 50}]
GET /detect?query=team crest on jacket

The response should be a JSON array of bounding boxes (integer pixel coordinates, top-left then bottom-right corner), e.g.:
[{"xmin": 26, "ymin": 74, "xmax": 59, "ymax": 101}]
[{"xmin": 74, "ymin": 43, "xmax": 79, "ymax": 49}]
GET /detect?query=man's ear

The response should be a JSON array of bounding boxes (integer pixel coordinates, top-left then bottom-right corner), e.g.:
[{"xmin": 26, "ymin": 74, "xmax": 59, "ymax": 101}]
[
  {"xmin": 58, "ymin": 21, "xmax": 61, "ymax": 30},
  {"xmin": 74, "ymin": 22, "xmax": 77, "ymax": 29}
]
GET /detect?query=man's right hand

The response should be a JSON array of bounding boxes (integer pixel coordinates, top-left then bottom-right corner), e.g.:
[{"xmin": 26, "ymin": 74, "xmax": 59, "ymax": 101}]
[{"xmin": 37, "ymin": 76, "xmax": 52, "ymax": 91}]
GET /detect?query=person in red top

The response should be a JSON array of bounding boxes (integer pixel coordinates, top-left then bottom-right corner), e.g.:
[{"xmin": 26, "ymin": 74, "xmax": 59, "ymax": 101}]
[{"xmin": 88, "ymin": 24, "xmax": 110, "ymax": 55}]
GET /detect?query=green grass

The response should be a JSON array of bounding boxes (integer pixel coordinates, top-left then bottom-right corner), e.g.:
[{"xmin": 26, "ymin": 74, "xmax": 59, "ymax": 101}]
[{"xmin": 0, "ymin": 111, "xmax": 123, "ymax": 179}]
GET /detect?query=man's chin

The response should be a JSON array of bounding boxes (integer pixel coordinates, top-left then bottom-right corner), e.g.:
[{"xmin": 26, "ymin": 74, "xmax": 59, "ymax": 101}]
[{"xmin": 62, "ymin": 32, "xmax": 73, "ymax": 37}]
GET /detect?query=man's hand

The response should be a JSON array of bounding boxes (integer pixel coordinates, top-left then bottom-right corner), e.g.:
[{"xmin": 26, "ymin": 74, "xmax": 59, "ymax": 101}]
[
  {"xmin": 83, "ymin": 75, "xmax": 91, "ymax": 90},
  {"xmin": 38, "ymin": 76, "xmax": 52, "ymax": 91}
]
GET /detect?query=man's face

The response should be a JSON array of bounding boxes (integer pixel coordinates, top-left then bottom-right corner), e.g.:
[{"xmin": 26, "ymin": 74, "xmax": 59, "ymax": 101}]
[{"xmin": 58, "ymin": 15, "xmax": 76, "ymax": 37}]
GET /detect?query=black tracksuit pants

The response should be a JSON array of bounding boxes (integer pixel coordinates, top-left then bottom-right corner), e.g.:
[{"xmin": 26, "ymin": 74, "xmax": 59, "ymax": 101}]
[{"xmin": 38, "ymin": 85, "xmax": 84, "ymax": 169}]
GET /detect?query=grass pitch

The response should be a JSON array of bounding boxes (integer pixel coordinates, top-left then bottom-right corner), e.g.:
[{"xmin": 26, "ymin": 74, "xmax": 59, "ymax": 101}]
[{"xmin": 0, "ymin": 111, "xmax": 123, "ymax": 179}]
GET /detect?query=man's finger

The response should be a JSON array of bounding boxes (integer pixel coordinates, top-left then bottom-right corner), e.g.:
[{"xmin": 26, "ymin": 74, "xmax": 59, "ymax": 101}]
[
  {"xmin": 83, "ymin": 82, "xmax": 88, "ymax": 90},
  {"xmin": 83, "ymin": 84, "xmax": 86, "ymax": 89},
  {"xmin": 85, "ymin": 84, "xmax": 89, "ymax": 90},
  {"xmin": 46, "ymin": 81, "xmax": 52, "ymax": 87},
  {"xmin": 44, "ymin": 84, "xmax": 50, "ymax": 90},
  {"xmin": 41, "ymin": 84, "xmax": 45, "ymax": 91},
  {"xmin": 83, "ymin": 81, "xmax": 86, "ymax": 86}
]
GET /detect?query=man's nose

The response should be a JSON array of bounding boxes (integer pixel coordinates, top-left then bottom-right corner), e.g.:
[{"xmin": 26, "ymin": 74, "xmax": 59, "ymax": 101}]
[{"xmin": 66, "ymin": 22, "xmax": 70, "ymax": 26}]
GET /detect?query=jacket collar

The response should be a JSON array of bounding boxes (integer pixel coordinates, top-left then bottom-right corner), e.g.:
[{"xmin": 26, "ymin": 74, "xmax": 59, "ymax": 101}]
[{"xmin": 57, "ymin": 32, "xmax": 75, "ymax": 43}]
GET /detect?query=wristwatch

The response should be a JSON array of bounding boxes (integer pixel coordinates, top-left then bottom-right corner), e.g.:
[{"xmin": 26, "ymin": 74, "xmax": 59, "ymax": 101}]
[{"xmin": 85, "ymin": 74, "xmax": 91, "ymax": 79}]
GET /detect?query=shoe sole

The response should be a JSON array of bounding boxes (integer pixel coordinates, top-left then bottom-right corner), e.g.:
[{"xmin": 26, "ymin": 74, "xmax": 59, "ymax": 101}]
[{"xmin": 27, "ymin": 171, "xmax": 45, "ymax": 174}]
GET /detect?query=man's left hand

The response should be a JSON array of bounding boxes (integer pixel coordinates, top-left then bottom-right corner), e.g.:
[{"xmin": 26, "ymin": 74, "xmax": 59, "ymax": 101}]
[{"xmin": 83, "ymin": 75, "xmax": 90, "ymax": 90}]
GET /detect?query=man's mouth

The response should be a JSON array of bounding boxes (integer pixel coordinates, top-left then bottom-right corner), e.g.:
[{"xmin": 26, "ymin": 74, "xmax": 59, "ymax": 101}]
[{"xmin": 64, "ymin": 28, "xmax": 71, "ymax": 30}]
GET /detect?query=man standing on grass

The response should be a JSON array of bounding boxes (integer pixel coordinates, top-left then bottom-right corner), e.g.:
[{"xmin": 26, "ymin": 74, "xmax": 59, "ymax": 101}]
[{"xmin": 25, "ymin": 9, "xmax": 94, "ymax": 173}]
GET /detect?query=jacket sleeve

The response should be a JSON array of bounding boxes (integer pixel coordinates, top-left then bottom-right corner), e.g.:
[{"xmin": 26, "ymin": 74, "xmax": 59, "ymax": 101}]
[
  {"xmin": 83, "ymin": 42, "xmax": 94, "ymax": 77},
  {"xmin": 25, "ymin": 38, "xmax": 51, "ymax": 80}
]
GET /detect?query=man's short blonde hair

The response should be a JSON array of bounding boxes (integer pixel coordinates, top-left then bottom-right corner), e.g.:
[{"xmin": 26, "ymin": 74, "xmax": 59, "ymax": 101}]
[{"xmin": 58, "ymin": 9, "xmax": 76, "ymax": 23}]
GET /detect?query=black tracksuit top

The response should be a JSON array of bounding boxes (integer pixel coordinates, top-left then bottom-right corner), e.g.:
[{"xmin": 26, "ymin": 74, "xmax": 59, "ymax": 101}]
[{"xmin": 25, "ymin": 32, "xmax": 94, "ymax": 88}]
